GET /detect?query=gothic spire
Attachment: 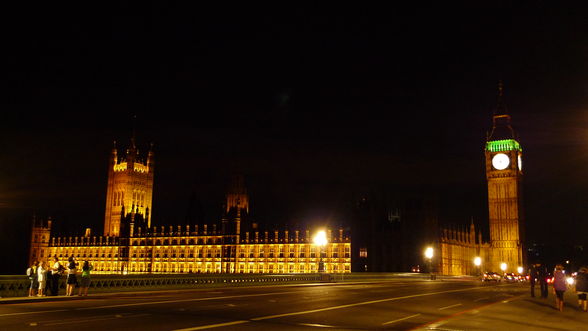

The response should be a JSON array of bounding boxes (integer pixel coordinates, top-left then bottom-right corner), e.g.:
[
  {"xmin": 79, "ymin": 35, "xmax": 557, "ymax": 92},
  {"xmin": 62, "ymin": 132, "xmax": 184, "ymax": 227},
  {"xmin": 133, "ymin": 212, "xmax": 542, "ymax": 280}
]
[
  {"xmin": 488, "ymin": 81, "xmax": 515, "ymax": 141},
  {"xmin": 494, "ymin": 80, "xmax": 508, "ymax": 116}
]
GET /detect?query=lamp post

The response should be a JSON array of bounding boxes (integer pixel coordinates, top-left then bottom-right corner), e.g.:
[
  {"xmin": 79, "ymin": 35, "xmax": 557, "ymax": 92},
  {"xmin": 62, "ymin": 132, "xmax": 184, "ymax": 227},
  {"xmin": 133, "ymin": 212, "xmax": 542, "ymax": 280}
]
[
  {"xmin": 474, "ymin": 256, "xmax": 482, "ymax": 278},
  {"xmin": 425, "ymin": 247, "xmax": 434, "ymax": 280},
  {"xmin": 313, "ymin": 230, "xmax": 328, "ymax": 273},
  {"xmin": 500, "ymin": 262, "xmax": 507, "ymax": 279}
]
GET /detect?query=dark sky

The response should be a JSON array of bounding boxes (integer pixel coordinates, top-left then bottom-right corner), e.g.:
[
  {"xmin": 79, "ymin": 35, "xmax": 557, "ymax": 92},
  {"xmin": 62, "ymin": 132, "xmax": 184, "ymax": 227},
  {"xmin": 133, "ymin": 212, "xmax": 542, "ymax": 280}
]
[{"xmin": 1, "ymin": 3, "xmax": 588, "ymax": 272}]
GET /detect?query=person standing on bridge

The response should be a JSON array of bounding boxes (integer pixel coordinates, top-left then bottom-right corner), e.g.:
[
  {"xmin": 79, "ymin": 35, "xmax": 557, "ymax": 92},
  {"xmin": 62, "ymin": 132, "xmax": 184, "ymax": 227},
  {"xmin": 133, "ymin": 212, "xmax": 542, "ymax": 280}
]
[
  {"xmin": 27, "ymin": 260, "xmax": 38, "ymax": 297},
  {"xmin": 575, "ymin": 266, "xmax": 588, "ymax": 312},
  {"xmin": 528, "ymin": 264, "xmax": 539, "ymax": 297},
  {"xmin": 78, "ymin": 261, "xmax": 93, "ymax": 296},
  {"xmin": 66, "ymin": 256, "xmax": 78, "ymax": 296},
  {"xmin": 537, "ymin": 263, "xmax": 549, "ymax": 299},
  {"xmin": 37, "ymin": 261, "xmax": 47, "ymax": 297},
  {"xmin": 553, "ymin": 264, "xmax": 567, "ymax": 312}
]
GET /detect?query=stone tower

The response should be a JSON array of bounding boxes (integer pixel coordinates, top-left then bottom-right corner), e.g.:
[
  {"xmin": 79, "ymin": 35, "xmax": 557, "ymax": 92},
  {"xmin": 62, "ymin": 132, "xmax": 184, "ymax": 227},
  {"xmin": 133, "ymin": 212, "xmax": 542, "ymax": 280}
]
[
  {"xmin": 485, "ymin": 82, "xmax": 525, "ymax": 272},
  {"xmin": 103, "ymin": 136, "xmax": 154, "ymax": 237},
  {"xmin": 28, "ymin": 216, "xmax": 52, "ymax": 266},
  {"xmin": 221, "ymin": 174, "xmax": 250, "ymax": 241}
]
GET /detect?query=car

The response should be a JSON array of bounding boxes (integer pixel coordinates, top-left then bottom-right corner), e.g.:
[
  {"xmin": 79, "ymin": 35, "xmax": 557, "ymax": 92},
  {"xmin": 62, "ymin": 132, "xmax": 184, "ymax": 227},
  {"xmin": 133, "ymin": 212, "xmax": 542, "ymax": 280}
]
[
  {"xmin": 504, "ymin": 273, "xmax": 518, "ymax": 282},
  {"xmin": 483, "ymin": 272, "xmax": 502, "ymax": 282}
]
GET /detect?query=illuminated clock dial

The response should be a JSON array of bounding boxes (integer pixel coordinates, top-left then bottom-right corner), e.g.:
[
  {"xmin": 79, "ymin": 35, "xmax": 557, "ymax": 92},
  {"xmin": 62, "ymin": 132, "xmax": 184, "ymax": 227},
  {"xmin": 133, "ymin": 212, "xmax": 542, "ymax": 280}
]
[
  {"xmin": 518, "ymin": 155, "xmax": 522, "ymax": 171},
  {"xmin": 492, "ymin": 153, "xmax": 510, "ymax": 170}
]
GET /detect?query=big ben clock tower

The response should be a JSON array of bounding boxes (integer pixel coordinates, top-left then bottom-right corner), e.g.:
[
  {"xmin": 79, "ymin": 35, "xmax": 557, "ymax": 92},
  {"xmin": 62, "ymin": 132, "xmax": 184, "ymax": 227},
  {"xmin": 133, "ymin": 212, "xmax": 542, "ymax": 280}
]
[{"xmin": 485, "ymin": 82, "xmax": 525, "ymax": 273}]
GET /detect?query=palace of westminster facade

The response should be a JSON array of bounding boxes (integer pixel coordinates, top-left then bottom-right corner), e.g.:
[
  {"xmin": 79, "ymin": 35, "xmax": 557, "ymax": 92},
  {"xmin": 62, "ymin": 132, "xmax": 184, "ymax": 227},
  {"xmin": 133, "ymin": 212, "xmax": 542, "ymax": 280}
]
[
  {"xmin": 28, "ymin": 139, "xmax": 352, "ymax": 275},
  {"xmin": 29, "ymin": 87, "xmax": 525, "ymax": 275}
]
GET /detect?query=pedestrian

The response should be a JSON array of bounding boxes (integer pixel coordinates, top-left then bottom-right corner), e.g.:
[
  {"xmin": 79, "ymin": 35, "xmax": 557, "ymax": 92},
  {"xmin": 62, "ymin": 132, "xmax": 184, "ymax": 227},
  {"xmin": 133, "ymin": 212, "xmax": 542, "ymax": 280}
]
[
  {"xmin": 66, "ymin": 256, "xmax": 78, "ymax": 296},
  {"xmin": 27, "ymin": 261, "xmax": 39, "ymax": 297},
  {"xmin": 78, "ymin": 261, "xmax": 93, "ymax": 296},
  {"xmin": 37, "ymin": 261, "xmax": 47, "ymax": 297},
  {"xmin": 553, "ymin": 264, "xmax": 567, "ymax": 312},
  {"xmin": 537, "ymin": 263, "xmax": 549, "ymax": 298},
  {"xmin": 575, "ymin": 266, "xmax": 588, "ymax": 312},
  {"xmin": 528, "ymin": 264, "xmax": 538, "ymax": 298},
  {"xmin": 50, "ymin": 256, "xmax": 63, "ymax": 296}
]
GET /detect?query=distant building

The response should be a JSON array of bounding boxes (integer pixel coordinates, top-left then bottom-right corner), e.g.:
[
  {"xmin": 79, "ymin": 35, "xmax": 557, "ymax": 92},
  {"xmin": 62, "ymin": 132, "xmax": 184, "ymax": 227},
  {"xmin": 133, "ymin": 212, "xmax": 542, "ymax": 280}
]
[
  {"xmin": 350, "ymin": 191, "xmax": 439, "ymax": 273},
  {"xmin": 29, "ymin": 139, "xmax": 351, "ymax": 274}
]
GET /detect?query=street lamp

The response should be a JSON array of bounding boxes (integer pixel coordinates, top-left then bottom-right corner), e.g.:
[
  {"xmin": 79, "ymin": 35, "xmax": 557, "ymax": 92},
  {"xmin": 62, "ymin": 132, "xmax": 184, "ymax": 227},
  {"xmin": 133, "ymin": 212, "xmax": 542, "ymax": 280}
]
[
  {"xmin": 313, "ymin": 230, "xmax": 328, "ymax": 273},
  {"xmin": 500, "ymin": 262, "xmax": 507, "ymax": 276},
  {"xmin": 517, "ymin": 266, "xmax": 523, "ymax": 275},
  {"xmin": 474, "ymin": 256, "xmax": 482, "ymax": 277},
  {"xmin": 424, "ymin": 247, "xmax": 434, "ymax": 280}
]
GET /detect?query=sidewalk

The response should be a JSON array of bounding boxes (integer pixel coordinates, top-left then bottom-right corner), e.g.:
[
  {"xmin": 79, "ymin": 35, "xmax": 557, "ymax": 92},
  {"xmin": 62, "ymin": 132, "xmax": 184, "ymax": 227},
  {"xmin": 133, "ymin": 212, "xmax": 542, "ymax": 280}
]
[{"xmin": 416, "ymin": 290, "xmax": 588, "ymax": 330}]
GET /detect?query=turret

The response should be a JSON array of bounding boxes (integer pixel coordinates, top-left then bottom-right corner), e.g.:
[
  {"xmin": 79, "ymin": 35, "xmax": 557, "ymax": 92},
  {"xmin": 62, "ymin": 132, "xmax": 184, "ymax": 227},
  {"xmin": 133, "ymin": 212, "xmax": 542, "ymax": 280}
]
[{"xmin": 29, "ymin": 216, "xmax": 52, "ymax": 266}]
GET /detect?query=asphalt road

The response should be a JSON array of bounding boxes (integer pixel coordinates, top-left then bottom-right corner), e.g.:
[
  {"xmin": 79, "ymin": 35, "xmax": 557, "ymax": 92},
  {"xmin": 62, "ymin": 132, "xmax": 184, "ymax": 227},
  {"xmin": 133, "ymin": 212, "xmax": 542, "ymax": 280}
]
[{"xmin": 0, "ymin": 279, "xmax": 541, "ymax": 330}]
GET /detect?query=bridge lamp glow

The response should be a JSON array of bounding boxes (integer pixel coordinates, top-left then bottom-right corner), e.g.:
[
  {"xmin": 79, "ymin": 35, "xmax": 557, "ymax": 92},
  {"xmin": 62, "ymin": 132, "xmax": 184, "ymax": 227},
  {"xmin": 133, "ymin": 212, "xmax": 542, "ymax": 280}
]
[
  {"xmin": 424, "ymin": 247, "xmax": 434, "ymax": 260},
  {"xmin": 500, "ymin": 263, "xmax": 507, "ymax": 272},
  {"xmin": 313, "ymin": 230, "xmax": 328, "ymax": 247},
  {"xmin": 517, "ymin": 266, "xmax": 523, "ymax": 274},
  {"xmin": 474, "ymin": 257, "xmax": 481, "ymax": 267}
]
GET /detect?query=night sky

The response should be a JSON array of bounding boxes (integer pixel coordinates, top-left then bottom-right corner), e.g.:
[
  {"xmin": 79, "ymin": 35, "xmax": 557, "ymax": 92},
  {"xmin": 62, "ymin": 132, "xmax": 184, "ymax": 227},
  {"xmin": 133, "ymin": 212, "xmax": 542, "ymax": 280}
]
[{"xmin": 1, "ymin": 3, "xmax": 587, "ymax": 273}]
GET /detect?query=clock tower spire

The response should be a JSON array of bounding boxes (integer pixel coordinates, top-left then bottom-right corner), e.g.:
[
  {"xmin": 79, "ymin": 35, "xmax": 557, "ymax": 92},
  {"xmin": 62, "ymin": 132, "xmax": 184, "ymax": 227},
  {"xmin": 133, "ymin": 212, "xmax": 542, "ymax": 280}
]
[{"xmin": 485, "ymin": 82, "xmax": 525, "ymax": 273}]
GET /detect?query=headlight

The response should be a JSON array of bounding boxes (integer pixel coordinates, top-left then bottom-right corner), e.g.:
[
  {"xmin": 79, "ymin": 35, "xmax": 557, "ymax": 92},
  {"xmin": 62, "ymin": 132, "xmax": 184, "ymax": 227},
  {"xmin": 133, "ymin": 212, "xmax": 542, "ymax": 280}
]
[{"xmin": 567, "ymin": 277, "xmax": 575, "ymax": 285}]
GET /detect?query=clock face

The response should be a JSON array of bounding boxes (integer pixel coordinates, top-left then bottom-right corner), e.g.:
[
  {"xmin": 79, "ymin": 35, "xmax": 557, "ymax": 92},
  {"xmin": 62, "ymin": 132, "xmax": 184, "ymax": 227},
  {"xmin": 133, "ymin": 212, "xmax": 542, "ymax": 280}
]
[
  {"xmin": 518, "ymin": 155, "xmax": 522, "ymax": 171},
  {"xmin": 492, "ymin": 153, "xmax": 510, "ymax": 170}
]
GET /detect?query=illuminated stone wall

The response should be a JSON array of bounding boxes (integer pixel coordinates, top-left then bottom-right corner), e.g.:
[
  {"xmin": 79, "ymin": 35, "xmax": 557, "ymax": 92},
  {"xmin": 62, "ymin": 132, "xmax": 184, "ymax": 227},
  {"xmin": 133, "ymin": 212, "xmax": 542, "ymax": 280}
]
[{"xmin": 31, "ymin": 225, "xmax": 351, "ymax": 274}]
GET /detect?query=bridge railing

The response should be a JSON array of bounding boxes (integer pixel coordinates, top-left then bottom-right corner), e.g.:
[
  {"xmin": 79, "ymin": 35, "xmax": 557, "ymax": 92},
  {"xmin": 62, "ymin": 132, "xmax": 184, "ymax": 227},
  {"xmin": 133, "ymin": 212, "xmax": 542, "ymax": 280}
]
[
  {"xmin": 0, "ymin": 273, "xmax": 321, "ymax": 298},
  {"xmin": 0, "ymin": 272, "xmax": 471, "ymax": 298}
]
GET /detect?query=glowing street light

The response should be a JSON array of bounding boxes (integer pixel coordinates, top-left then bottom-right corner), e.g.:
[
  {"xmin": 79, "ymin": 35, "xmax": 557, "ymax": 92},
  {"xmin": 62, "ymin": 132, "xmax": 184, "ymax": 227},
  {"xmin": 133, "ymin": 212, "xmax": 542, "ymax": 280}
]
[
  {"xmin": 517, "ymin": 266, "xmax": 523, "ymax": 274},
  {"xmin": 313, "ymin": 230, "xmax": 328, "ymax": 273},
  {"xmin": 474, "ymin": 257, "xmax": 482, "ymax": 277},
  {"xmin": 424, "ymin": 247, "xmax": 435, "ymax": 280},
  {"xmin": 500, "ymin": 262, "xmax": 507, "ymax": 274}
]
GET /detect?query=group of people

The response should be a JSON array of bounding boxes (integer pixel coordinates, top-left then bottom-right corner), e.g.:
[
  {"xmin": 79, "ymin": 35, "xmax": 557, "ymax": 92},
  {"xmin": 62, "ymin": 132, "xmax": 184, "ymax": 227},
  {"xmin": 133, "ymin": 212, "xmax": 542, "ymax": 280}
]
[
  {"xmin": 529, "ymin": 263, "xmax": 588, "ymax": 312},
  {"xmin": 26, "ymin": 256, "xmax": 93, "ymax": 297}
]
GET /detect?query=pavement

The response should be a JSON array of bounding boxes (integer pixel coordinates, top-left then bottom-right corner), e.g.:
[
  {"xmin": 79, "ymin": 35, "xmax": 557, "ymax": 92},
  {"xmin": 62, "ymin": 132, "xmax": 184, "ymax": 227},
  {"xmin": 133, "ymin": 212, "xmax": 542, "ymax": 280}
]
[
  {"xmin": 415, "ymin": 288, "xmax": 588, "ymax": 330},
  {"xmin": 3, "ymin": 281, "xmax": 588, "ymax": 330}
]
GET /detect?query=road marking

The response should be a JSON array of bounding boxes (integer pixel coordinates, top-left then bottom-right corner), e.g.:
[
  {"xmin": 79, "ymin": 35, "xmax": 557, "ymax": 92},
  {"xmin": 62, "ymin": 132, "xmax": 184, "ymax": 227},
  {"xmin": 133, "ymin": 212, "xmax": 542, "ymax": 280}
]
[
  {"xmin": 439, "ymin": 303, "xmax": 462, "ymax": 310},
  {"xmin": 0, "ymin": 291, "xmax": 297, "ymax": 317},
  {"xmin": 382, "ymin": 313, "xmax": 421, "ymax": 325},
  {"xmin": 175, "ymin": 286, "xmax": 486, "ymax": 330},
  {"xmin": 0, "ymin": 309, "xmax": 69, "ymax": 317},
  {"xmin": 415, "ymin": 293, "xmax": 526, "ymax": 330},
  {"xmin": 29, "ymin": 322, "xmax": 38, "ymax": 326},
  {"xmin": 297, "ymin": 323, "xmax": 335, "ymax": 328},
  {"xmin": 251, "ymin": 286, "xmax": 484, "ymax": 321},
  {"xmin": 174, "ymin": 320, "xmax": 249, "ymax": 331},
  {"xmin": 226, "ymin": 304, "xmax": 236, "ymax": 307},
  {"xmin": 473, "ymin": 297, "xmax": 489, "ymax": 302},
  {"xmin": 43, "ymin": 313, "xmax": 150, "ymax": 326},
  {"xmin": 75, "ymin": 291, "xmax": 298, "ymax": 310}
]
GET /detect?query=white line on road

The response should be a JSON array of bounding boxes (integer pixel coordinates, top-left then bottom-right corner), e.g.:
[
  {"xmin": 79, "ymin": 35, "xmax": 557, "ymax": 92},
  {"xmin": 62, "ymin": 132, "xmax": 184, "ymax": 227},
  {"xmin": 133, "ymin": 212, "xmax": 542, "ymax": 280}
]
[
  {"xmin": 43, "ymin": 313, "xmax": 150, "ymax": 326},
  {"xmin": 297, "ymin": 323, "xmax": 335, "ymax": 328},
  {"xmin": 0, "ymin": 309, "xmax": 69, "ymax": 317},
  {"xmin": 251, "ymin": 287, "xmax": 479, "ymax": 321},
  {"xmin": 382, "ymin": 313, "xmax": 421, "ymax": 325},
  {"xmin": 174, "ymin": 320, "xmax": 249, "ymax": 331},
  {"xmin": 75, "ymin": 291, "xmax": 298, "ymax": 311},
  {"xmin": 473, "ymin": 297, "xmax": 489, "ymax": 302},
  {"xmin": 0, "ymin": 291, "xmax": 297, "ymax": 317},
  {"xmin": 174, "ymin": 286, "xmax": 485, "ymax": 330},
  {"xmin": 438, "ymin": 303, "xmax": 462, "ymax": 310}
]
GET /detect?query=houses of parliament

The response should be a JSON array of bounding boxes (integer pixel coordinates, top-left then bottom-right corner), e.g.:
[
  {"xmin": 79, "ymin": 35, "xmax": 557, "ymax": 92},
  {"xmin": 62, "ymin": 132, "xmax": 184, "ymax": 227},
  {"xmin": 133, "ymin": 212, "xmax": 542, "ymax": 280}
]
[
  {"xmin": 28, "ymin": 138, "xmax": 352, "ymax": 274},
  {"xmin": 28, "ymin": 86, "xmax": 525, "ymax": 276}
]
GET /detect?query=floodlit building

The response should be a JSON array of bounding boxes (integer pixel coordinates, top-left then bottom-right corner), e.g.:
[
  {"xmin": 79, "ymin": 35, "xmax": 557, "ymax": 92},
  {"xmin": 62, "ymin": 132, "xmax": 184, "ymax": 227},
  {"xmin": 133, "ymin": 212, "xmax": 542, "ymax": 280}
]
[
  {"xmin": 29, "ymin": 138, "xmax": 351, "ymax": 274},
  {"xmin": 439, "ymin": 83, "xmax": 525, "ymax": 275}
]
